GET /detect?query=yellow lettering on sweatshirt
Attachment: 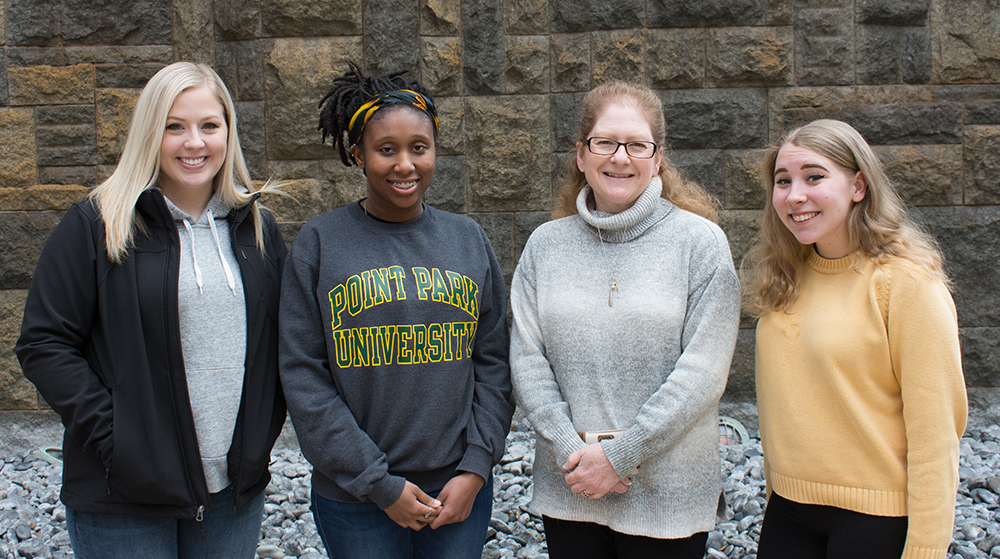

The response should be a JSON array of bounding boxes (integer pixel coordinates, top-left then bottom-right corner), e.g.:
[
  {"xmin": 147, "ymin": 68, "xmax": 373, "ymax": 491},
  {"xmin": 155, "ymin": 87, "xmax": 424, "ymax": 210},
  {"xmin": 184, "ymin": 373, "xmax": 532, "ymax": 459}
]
[
  {"xmin": 397, "ymin": 325, "xmax": 413, "ymax": 365},
  {"xmin": 427, "ymin": 323, "xmax": 443, "ymax": 362},
  {"xmin": 329, "ymin": 266, "xmax": 410, "ymax": 329},
  {"xmin": 371, "ymin": 325, "xmax": 396, "ymax": 366},
  {"xmin": 330, "ymin": 321, "xmax": 477, "ymax": 369}
]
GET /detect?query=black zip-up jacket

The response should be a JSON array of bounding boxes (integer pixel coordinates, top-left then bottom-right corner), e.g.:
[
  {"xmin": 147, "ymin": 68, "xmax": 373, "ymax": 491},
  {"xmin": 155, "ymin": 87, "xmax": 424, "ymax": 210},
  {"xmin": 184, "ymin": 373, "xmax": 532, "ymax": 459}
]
[{"xmin": 16, "ymin": 189, "xmax": 287, "ymax": 518}]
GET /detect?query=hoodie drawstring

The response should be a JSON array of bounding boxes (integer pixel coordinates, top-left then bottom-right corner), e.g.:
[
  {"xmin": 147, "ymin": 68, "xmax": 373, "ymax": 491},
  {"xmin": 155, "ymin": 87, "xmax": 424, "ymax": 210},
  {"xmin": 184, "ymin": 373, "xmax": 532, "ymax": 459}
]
[
  {"xmin": 181, "ymin": 219, "xmax": 204, "ymax": 293},
  {"xmin": 181, "ymin": 210, "xmax": 237, "ymax": 296},
  {"xmin": 206, "ymin": 210, "xmax": 237, "ymax": 296}
]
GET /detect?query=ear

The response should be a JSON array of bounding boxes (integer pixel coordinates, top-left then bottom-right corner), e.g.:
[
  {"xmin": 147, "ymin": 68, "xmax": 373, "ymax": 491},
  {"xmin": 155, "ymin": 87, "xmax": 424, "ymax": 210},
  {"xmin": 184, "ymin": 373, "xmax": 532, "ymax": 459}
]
[
  {"xmin": 652, "ymin": 147, "xmax": 663, "ymax": 176},
  {"xmin": 576, "ymin": 141, "xmax": 586, "ymax": 173},
  {"xmin": 351, "ymin": 144, "xmax": 365, "ymax": 170},
  {"xmin": 852, "ymin": 171, "xmax": 867, "ymax": 202}
]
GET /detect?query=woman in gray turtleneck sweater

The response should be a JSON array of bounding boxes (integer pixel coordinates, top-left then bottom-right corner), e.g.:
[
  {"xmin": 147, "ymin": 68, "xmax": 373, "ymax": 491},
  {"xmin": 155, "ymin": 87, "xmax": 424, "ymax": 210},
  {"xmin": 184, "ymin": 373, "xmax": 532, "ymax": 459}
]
[{"xmin": 510, "ymin": 81, "xmax": 740, "ymax": 558}]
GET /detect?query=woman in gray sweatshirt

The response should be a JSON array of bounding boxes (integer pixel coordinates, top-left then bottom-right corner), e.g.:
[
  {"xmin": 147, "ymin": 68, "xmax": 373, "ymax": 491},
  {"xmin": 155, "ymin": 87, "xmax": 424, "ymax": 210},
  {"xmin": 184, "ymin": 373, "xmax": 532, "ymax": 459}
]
[
  {"xmin": 510, "ymin": 81, "xmax": 740, "ymax": 558},
  {"xmin": 279, "ymin": 62, "xmax": 513, "ymax": 559}
]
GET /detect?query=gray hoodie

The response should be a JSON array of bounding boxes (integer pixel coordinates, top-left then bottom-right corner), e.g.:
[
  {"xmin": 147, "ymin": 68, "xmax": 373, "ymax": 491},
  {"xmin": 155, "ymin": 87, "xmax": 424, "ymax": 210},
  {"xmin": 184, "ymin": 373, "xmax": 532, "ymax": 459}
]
[{"xmin": 165, "ymin": 188, "xmax": 247, "ymax": 494}]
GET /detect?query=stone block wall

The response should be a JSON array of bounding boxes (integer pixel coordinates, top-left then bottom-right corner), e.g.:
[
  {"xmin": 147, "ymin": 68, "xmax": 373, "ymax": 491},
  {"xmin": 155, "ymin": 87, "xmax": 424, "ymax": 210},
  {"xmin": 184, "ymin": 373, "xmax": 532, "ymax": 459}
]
[{"xmin": 1, "ymin": 0, "xmax": 999, "ymax": 422}]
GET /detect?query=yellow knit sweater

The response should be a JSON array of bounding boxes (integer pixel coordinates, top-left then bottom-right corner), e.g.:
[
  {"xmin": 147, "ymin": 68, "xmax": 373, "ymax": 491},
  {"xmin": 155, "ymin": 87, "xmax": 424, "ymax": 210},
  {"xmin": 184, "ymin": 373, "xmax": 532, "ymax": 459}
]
[{"xmin": 756, "ymin": 251, "xmax": 967, "ymax": 559}]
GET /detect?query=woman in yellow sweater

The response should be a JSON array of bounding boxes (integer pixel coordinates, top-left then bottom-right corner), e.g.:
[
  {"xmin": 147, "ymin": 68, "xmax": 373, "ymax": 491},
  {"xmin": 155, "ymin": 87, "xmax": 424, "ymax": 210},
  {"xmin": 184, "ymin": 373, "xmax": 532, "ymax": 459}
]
[{"xmin": 746, "ymin": 119, "xmax": 967, "ymax": 559}]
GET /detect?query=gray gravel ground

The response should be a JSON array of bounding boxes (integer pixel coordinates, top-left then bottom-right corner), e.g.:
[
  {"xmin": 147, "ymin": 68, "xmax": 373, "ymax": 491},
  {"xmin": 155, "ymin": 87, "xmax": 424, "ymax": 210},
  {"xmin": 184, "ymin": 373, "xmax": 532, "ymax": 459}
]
[{"xmin": 2, "ymin": 419, "xmax": 999, "ymax": 559}]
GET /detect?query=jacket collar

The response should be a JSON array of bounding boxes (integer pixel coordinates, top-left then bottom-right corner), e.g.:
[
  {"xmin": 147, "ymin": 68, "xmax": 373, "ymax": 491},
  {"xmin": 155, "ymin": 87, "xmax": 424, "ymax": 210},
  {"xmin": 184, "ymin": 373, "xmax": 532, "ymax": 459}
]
[{"xmin": 135, "ymin": 187, "xmax": 260, "ymax": 228}]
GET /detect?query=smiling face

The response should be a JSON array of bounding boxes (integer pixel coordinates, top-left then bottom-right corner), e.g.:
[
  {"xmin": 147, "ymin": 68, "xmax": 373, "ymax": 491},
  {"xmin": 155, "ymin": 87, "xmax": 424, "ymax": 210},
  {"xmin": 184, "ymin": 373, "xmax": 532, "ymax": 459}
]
[
  {"xmin": 158, "ymin": 85, "xmax": 228, "ymax": 216},
  {"xmin": 350, "ymin": 106, "xmax": 436, "ymax": 222},
  {"xmin": 576, "ymin": 101, "xmax": 662, "ymax": 214},
  {"xmin": 772, "ymin": 143, "xmax": 867, "ymax": 259}
]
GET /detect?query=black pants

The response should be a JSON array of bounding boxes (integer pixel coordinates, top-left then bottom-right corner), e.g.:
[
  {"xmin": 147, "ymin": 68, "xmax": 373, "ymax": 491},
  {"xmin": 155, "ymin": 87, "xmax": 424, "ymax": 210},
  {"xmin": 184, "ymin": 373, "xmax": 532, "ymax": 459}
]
[
  {"xmin": 542, "ymin": 515, "xmax": 708, "ymax": 559},
  {"xmin": 757, "ymin": 493, "xmax": 908, "ymax": 559}
]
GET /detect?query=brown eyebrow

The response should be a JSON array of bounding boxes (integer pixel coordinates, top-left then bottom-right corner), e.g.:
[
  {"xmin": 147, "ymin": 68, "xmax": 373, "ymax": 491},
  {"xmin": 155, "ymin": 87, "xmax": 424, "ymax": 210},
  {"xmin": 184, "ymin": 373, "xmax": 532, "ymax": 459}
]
[
  {"xmin": 774, "ymin": 163, "xmax": 830, "ymax": 175},
  {"xmin": 801, "ymin": 163, "xmax": 830, "ymax": 172}
]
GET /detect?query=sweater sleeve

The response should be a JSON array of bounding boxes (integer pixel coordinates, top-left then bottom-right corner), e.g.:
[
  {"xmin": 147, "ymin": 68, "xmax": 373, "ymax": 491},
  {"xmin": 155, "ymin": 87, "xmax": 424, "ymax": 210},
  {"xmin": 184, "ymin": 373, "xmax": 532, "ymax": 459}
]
[
  {"xmin": 278, "ymin": 227, "xmax": 405, "ymax": 509},
  {"xmin": 602, "ymin": 229, "xmax": 741, "ymax": 478},
  {"xmin": 15, "ymin": 203, "xmax": 113, "ymax": 469},
  {"xmin": 457, "ymin": 231, "xmax": 515, "ymax": 480},
  {"xmin": 886, "ymin": 268, "xmax": 967, "ymax": 559},
  {"xmin": 510, "ymin": 237, "xmax": 588, "ymax": 466}
]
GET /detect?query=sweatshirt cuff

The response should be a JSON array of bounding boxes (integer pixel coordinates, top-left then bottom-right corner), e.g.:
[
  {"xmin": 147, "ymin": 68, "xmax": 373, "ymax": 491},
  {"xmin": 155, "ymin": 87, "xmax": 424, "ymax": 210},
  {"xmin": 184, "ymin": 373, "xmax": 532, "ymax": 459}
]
[
  {"xmin": 368, "ymin": 474, "xmax": 407, "ymax": 510},
  {"xmin": 457, "ymin": 445, "xmax": 494, "ymax": 482}
]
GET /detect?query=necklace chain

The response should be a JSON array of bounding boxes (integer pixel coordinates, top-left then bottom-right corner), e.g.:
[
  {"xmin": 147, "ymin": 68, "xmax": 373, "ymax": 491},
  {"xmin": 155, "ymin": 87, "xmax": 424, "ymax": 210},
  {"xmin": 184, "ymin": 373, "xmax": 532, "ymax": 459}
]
[{"xmin": 597, "ymin": 227, "xmax": 622, "ymax": 307}]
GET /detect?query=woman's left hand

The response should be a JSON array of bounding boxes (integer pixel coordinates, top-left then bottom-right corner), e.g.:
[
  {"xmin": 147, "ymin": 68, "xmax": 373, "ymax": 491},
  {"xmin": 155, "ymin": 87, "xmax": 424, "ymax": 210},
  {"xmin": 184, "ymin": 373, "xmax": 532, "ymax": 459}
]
[
  {"xmin": 563, "ymin": 444, "xmax": 622, "ymax": 499},
  {"xmin": 429, "ymin": 472, "xmax": 485, "ymax": 529}
]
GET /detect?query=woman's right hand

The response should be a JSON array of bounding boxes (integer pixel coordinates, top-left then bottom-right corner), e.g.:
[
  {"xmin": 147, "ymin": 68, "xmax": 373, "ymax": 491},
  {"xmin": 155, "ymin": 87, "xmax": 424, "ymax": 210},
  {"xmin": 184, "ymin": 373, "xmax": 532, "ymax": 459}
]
[
  {"xmin": 564, "ymin": 444, "xmax": 626, "ymax": 499},
  {"xmin": 384, "ymin": 481, "xmax": 442, "ymax": 530}
]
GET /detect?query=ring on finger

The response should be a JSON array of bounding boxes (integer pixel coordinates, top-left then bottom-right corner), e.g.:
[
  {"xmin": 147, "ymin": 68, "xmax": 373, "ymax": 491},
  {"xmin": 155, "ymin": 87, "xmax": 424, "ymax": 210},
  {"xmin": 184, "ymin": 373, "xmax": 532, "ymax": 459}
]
[
  {"xmin": 581, "ymin": 490, "xmax": 591, "ymax": 498},
  {"xmin": 423, "ymin": 510, "xmax": 433, "ymax": 519}
]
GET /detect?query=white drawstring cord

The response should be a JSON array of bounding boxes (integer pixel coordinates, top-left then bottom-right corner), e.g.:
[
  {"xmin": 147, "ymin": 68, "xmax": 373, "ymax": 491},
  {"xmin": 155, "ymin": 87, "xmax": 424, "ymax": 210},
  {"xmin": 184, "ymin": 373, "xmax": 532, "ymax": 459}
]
[
  {"xmin": 206, "ymin": 210, "xmax": 237, "ymax": 296},
  {"xmin": 182, "ymin": 219, "xmax": 204, "ymax": 293}
]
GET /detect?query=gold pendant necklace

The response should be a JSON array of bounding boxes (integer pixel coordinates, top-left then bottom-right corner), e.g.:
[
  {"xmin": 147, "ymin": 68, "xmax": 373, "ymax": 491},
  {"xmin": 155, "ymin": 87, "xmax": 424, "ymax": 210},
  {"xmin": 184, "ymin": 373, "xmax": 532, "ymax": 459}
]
[{"xmin": 597, "ymin": 227, "xmax": 622, "ymax": 307}]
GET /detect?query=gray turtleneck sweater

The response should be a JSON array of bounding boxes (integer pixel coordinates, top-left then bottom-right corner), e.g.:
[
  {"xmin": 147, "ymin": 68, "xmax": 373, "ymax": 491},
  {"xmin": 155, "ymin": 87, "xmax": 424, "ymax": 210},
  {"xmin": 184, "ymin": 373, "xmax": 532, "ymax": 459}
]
[
  {"xmin": 510, "ymin": 178, "xmax": 740, "ymax": 539},
  {"xmin": 165, "ymin": 189, "xmax": 247, "ymax": 494}
]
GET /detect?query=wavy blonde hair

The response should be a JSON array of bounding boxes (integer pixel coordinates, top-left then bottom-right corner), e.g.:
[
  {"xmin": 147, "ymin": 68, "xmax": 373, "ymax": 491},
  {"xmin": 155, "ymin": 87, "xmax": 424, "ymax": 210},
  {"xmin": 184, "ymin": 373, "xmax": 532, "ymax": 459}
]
[
  {"xmin": 90, "ymin": 62, "xmax": 275, "ymax": 264},
  {"xmin": 552, "ymin": 81, "xmax": 718, "ymax": 222},
  {"xmin": 745, "ymin": 119, "xmax": 948, "ymax": 314}
]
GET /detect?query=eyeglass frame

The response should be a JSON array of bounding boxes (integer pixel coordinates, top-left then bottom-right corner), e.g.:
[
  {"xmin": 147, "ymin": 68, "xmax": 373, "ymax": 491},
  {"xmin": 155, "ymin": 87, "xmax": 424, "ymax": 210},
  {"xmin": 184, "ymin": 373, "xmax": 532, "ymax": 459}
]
[{"xmin": 584, "ymin": 136, "xmax": 659, "ymax": 159}]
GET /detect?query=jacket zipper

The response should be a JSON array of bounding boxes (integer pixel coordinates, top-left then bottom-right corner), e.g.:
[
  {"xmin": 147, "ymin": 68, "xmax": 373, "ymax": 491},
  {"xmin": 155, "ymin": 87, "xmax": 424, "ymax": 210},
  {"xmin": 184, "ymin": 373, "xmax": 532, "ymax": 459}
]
[
  {"xmin": 158, "ymin": 194, "xmax": 211, "ymax": 526},
  {"xmin": 197, "ymin": 504, "xmax": 206, "ymax": 540}
]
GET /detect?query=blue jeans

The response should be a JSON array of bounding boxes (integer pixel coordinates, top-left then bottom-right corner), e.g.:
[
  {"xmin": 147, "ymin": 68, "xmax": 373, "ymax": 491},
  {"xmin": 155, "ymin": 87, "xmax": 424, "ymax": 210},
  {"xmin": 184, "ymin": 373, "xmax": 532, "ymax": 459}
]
[
  {"xmin": 311, "ymin": 476, "xmax": 493, "ymax": 559},
  {"xmin": 66, "ymin": 486, "xmax": 265, "ymax": 559}
]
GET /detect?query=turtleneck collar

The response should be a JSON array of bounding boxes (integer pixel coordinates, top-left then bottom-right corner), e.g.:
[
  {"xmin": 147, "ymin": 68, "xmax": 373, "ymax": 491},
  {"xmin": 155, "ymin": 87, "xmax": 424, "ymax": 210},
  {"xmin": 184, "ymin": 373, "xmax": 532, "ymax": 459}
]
[{"xmin": 576, "ymin": 176, "xmax": 671, "ymax": 243}]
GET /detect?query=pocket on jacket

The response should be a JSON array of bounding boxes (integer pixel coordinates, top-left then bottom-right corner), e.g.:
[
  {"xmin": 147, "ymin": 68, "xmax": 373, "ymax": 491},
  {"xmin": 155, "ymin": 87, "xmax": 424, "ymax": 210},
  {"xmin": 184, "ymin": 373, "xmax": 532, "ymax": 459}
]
[{"xmin": 107, "ymin": 402, "xmax": 193, "ymax": 507}]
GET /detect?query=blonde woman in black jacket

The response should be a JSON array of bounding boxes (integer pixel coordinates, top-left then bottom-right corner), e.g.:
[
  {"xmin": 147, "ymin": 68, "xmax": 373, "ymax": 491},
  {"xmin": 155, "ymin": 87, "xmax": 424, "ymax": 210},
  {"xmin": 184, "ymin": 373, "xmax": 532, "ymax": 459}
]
[{"xmin": 16, "ymin": 62, "xmax": 286, "ymax": 559}]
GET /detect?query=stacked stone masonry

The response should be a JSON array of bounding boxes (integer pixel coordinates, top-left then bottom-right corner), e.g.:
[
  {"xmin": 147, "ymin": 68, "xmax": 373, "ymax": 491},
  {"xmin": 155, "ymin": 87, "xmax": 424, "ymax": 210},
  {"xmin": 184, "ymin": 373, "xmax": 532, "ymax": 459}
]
[{"xmin": 0, "ymin": 0, "xmax": 998, "ymax": 420}]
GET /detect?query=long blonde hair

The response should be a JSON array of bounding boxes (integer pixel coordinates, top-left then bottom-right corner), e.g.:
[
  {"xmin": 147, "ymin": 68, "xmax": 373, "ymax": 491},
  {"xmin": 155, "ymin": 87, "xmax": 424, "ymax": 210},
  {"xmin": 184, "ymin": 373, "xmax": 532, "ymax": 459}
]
[
  {"xmin": 552, "ymin": 81, "xmax": 718, "ymax": 221},
  {"xmin": 745, "ymin": 119, "xmax": 948, "ymax": 314},
  {"xmin": 90, "ymin": 62, "xmax": 272, "ymax": 264}
]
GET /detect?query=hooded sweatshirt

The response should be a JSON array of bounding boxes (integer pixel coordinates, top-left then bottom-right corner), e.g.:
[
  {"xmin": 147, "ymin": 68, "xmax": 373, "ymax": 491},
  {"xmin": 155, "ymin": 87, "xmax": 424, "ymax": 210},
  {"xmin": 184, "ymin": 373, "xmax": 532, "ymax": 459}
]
[{"xmin": 165, "ymin": 188, "xmax": 247, "ymax": 493}]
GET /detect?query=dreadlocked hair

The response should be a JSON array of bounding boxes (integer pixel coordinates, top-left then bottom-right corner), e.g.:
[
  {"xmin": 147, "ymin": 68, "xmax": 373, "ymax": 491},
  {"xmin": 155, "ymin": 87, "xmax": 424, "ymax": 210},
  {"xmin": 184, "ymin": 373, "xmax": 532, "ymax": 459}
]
[{"xmin": 318, "ymin": 60, "xmax": 435, "ymax": 167}]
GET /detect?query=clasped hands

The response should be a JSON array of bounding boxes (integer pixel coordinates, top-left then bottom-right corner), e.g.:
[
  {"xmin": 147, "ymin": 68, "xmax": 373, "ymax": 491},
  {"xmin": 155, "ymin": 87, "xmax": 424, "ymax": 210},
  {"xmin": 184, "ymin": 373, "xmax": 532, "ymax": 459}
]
[
  {"xmin": 384, "ymin": 472, "xmax": 484, "ymax": 530},
  {"xmin": 383, "ymin": 445, "xmax": 627, "ymax": 530},
  {"xmin": 563, "ymin": 443, "xmax": 632, "ymax": 500}
]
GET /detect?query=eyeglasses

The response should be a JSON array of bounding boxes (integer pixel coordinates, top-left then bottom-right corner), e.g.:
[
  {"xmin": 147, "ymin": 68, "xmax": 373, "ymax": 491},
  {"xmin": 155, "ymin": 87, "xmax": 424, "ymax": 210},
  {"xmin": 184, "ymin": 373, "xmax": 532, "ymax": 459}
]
[{"xmin": 585, "ymin": 137, "xmax": 658, "ymax": 159}]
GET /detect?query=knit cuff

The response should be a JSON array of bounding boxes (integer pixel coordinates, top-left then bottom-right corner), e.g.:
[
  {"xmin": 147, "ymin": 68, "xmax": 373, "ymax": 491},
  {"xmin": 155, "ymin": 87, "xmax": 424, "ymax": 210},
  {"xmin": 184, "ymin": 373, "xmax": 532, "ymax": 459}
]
[
  {"xmin": 901, "ymin": 545, "xmax": 947, "ymax": 559},
  {"xmin": 525, "ymin": 403, "xmax": 588, "ymax": 466},
  {"xmin": 549, "ymin": 423, "xmax": 588, "ymax": 467},
  {"xmin": 602, "ymin": 425, "xmax": 646, "ymax": 480}
]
